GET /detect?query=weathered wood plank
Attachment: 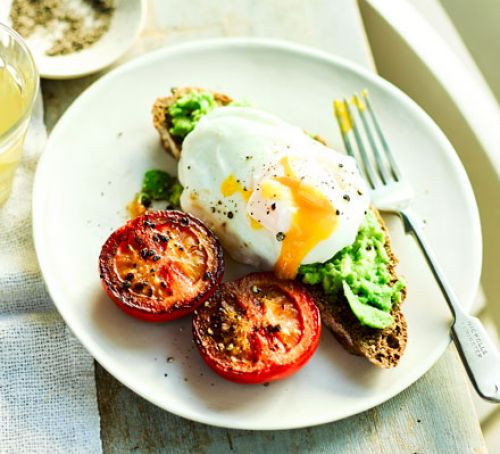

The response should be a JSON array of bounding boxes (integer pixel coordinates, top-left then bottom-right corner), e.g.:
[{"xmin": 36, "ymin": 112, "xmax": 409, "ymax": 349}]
[{"xmin": 95, "ymin": 346, "xmax": 485, "ymax": 454}]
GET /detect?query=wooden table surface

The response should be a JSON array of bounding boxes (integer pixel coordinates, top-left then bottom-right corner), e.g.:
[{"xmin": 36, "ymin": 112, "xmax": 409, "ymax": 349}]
[{"xmin": 41, "ymin": 1, "xmax": 486, "ymax": 452}]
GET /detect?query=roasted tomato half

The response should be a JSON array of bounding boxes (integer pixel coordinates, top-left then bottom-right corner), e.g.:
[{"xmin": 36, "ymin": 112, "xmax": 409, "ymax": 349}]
[
  {"xmin": 99, "ymin": 210, "xmax": 224, "ymax": 322},
  {"xmin": 192, "ymin": 272, "xmax": 321, "ymax": 384}
]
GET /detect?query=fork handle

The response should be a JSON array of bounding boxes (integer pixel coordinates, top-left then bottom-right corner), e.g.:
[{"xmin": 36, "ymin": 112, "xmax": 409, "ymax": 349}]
[{"xmin": 400, "ymin": 209, "xmax": 500, "ymax": 402}]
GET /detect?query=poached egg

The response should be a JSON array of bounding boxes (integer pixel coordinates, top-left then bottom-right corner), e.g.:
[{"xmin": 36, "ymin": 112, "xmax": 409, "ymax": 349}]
[{"xmin": 178, "ymin": 107, "xmax": 369, "ymax": 279}]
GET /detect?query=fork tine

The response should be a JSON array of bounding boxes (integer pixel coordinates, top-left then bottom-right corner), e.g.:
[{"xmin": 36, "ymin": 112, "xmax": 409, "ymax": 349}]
[
  {"xmin": 352, "ymin": 94, "xmax": 391, "ymax": 184},
  {"xmin": 333, "ymin": 100, "xmax": 356, "ymax": 159},
  {"xmin": 361, "ymin": 90, "xmax": 402, "ymax": 181},
  {"xmin": 334, "ymin": 99, "xmax": 376, "ymax": 188},
  {"xmin": 343, "ymin": 99, "xmax": 378, "ymax": 188}
]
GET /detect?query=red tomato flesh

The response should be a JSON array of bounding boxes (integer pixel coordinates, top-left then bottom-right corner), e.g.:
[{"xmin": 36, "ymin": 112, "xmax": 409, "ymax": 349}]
[
  {"xmin": 192, "ymin": 272, "xmax": 321, "ymax": 383},
  {"xmin": 99, "ymin": 210, "xmax": 224, "ymax": 321}
]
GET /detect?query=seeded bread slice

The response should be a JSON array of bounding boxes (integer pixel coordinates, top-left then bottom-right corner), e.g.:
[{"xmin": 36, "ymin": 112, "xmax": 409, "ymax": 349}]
[
  {"xmin": 152, "ymin": 87, "xmax": 233, "ymax": 160},
  {"xmin": 151, "ymin": 87, "xmax": 407, "ymax": 367},
  {"xmin": 308, "ymin": 207, "xmax": 407, "ymax": 368}
]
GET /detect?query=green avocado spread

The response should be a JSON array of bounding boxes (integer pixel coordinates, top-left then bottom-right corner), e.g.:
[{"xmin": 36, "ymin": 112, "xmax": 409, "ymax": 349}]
[
  {"xmin": 298, "ymin": 210, "xmax": 405, "ymax": 329},
  {"xmin": 131, "ymin": 169, "xmax": 183, "ymax": 215},
  {"xmin": 168, "ymin": 92, "xmax": 217, "ymax": 139},
  {"xmin": 168, "ymin": 91, "xmax": 250, "ymax": 139}
]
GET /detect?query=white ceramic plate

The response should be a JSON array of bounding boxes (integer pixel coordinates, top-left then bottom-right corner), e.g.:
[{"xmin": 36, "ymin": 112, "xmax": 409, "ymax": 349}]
[
  {"xmin": 33, "ymin": 39, "xmax": 481, "ymax": 429},
  {"xmin": 2, "ymin": 0, "xmax": 146, "ymax": 79}
]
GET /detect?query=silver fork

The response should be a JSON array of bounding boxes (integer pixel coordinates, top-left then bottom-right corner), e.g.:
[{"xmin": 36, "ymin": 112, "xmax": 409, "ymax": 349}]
[{"xmin": 334, "ymin": 90, "xmax": 500, "ymax": 403}]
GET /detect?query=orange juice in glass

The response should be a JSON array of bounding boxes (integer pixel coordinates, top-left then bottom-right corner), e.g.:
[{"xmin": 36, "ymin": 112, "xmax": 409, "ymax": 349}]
[{"xmin": 0, "ymin": 23, "xmax": 38, "ymax": 205}]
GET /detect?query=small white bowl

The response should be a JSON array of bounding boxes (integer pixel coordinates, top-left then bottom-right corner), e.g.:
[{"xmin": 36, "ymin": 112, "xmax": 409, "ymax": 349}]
[{"xmin": 7, "ymin": 0, "xmax": 146, "ymax": 79}]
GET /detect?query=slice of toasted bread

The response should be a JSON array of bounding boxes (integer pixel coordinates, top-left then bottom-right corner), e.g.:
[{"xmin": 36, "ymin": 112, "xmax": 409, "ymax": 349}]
[
  {"xmin": 307, "ymin": 207, "xmax": 407, "ymax": 368},
  {"xmin": 151, "ymin": 87, "xmax": 407, "ymax": 367},
  {"xmin": 152, "ymin": 87, "xmax": 233, "ymax": 160}
]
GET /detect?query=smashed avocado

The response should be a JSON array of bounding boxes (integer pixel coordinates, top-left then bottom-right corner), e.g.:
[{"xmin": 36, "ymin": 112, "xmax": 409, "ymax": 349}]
[
  {"xmin": 168, "ymin": 92, "xmax": 250, "ymax": 139},
  {"xmin": 298, "ymin": 210, "xmax": 405, "ymax": 329},
  {"xmin": 142, "ymin": 169, "xmax": 182, "ymax": 205},
  {"xmin": 131, "ymin": 169, "xmax": 183, "ymax": 215},
  {"xmin": 342, "ymin": 282, "xmax": 394, "ymax": 329},
  {"xmin": 168, "ymin": 92, "xmax": 217, "ymax": 139}
]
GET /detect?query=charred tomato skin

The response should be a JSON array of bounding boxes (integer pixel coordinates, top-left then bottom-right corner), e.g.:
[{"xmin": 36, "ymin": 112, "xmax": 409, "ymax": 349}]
[
  {"xmin": 99, "ymin": 210, "xmax": 224, "ymax": 322},
  {"xmin": 192, "ymin": 272, "xmax": 321, "ymax": 384}
]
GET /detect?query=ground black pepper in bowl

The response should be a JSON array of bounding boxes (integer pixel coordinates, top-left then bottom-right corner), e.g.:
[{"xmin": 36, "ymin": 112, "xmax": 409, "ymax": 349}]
[{"xmin": 10, "ymin": 0, "xmax": 114, "ymax": 56}]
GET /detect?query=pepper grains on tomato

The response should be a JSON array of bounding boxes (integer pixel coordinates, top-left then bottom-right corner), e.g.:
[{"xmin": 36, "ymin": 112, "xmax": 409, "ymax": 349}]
[
  {"xmin": 192, "ymin": 272, "xmax": 321, "ymax": 384},
  {"xmin": 99, "ymin": 211, "xmax": 224, "ymax": 322}
]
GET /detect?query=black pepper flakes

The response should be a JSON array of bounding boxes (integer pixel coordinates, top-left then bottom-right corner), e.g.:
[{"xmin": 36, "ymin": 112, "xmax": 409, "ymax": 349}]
[
  {"xmin": 335, "ymin": 209, "xmax": 340, "ymax": 215},
  {"xmin": 266, "ymin": 324, "xmax": 281, "ymax": 334},
  {"xmin": 343, "ymin": 194, "xmax": 351, "ymax": 202},
  {"xmin": 276, "ymin": 232, "xmax": 286, "ymax": 241},
  {"xmin": 227, "ymin": 211, "xmax": 234, "ymax": 219},
  {"xmin": 133, "ymin": 283, "xmax": 144, "ymax": 292},
  {"xmin": 271, "ymin": 203, "xmax": 276, "ymax": 210}
]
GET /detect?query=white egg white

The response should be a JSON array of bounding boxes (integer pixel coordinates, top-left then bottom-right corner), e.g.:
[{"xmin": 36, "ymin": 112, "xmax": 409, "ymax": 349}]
[{"xmin": 178, "ymin": 107, "xmax": 370, "ymax": 272}]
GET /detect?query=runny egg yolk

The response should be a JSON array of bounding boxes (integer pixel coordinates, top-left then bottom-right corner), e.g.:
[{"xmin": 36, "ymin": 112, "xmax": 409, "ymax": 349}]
[
  {"xmin": 274, "ymin": 157, "xmax": 338, "ymax": 280},
  {"xmin": 221, "ymin": 175, "xmax": 262, "ymax": 230},
  {"xmin": 221, "ymin": 175, "xmax": 251, "ymax": 202}
]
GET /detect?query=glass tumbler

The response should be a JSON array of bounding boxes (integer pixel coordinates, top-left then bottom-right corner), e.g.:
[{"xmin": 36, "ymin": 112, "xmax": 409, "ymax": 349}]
[{"xmin": 0, "ymin": 23, "xmax": 38, "ymax": 205}]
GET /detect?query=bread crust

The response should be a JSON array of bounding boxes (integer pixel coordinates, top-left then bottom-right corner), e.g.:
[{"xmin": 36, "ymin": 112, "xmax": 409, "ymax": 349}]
[
  {"xmin": 152, "ymin": 87, "xmax": 233, "ymax": 160},
  {"xmin": 308, "ymin": 206, "xmax": 407, "ymax": 368}
]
